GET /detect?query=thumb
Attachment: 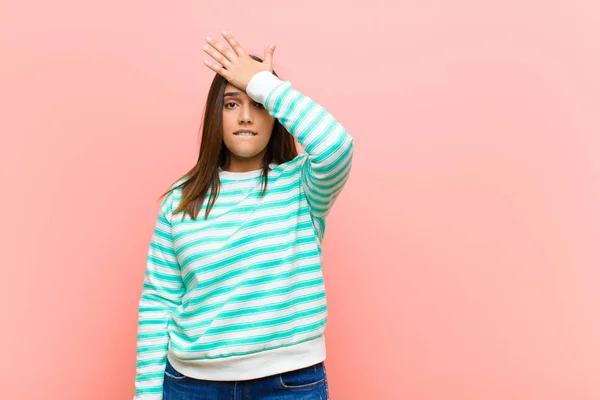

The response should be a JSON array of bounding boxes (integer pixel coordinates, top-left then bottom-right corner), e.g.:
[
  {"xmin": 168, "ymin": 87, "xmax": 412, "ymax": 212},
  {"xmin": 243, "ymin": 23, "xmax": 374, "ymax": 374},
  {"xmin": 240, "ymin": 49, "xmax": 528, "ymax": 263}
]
[{"xmin": 264, "ymin": 43, "xmax": 276, "ymax": 70}]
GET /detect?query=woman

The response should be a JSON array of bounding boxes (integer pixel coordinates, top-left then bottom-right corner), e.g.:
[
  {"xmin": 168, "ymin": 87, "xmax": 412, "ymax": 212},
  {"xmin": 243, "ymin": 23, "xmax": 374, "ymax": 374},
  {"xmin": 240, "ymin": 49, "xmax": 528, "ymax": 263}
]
[{"xmin": 134, "ymin": 31, "xmax": 354, "ymax": 399}]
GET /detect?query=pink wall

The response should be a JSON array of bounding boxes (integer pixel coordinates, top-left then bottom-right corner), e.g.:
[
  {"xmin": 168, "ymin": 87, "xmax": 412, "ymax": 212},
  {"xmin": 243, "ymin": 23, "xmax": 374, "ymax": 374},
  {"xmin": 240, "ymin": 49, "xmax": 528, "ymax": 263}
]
[{"xmin": 2, "ymin": 0, "xmax": 599, "ymax": 399}]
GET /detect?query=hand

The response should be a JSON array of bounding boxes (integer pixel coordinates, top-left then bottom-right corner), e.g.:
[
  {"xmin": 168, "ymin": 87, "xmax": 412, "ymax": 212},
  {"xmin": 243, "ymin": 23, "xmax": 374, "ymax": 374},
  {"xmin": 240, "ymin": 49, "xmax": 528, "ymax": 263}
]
[{"xmin": 202, "ymin": 31, "xmax": 276, "ymax": 92}]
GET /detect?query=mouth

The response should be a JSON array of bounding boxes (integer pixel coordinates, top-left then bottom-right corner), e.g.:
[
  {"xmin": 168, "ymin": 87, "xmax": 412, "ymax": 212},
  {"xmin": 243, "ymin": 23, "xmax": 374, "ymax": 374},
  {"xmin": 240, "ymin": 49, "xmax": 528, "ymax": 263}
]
[{"xmin": 234, "ymin": 129, "xmax": 258, "ymax": 137}]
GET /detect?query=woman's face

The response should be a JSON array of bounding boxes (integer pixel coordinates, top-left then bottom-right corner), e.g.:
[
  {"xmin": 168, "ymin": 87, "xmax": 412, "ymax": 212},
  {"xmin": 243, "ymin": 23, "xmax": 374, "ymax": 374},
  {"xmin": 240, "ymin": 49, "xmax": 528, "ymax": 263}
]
[{"xmin": 221, "ymin": 82, "xmax": 275, "ymax": 170}]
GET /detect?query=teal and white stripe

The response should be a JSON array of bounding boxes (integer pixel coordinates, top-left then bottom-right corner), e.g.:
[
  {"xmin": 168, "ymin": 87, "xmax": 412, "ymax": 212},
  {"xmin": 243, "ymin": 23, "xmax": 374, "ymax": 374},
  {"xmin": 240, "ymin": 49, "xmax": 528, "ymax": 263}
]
[{"xmin": 134, "ymin": 71, "xmax": 354, "ymax": 399}]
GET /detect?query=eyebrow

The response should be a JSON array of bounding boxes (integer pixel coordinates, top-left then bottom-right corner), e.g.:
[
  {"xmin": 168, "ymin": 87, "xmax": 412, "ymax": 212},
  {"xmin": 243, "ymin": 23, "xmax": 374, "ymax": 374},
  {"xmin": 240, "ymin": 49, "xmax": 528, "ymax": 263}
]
[{"xmin": 224, "ymin": 91, "xmax": 242, "ymax": 97}]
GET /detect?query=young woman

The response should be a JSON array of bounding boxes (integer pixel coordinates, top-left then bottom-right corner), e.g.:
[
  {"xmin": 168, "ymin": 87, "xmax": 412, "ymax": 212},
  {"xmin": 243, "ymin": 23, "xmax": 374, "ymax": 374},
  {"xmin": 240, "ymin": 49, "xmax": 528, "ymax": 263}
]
[{"xmin": 134, "ymin": 31, "xmax": 354, "ymax": 399}]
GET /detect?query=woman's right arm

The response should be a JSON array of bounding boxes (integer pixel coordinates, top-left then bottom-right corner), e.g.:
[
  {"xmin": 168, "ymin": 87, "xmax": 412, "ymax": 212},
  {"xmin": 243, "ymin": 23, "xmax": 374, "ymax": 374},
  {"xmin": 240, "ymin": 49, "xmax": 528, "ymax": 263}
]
[{"xmin": 134, "ymin": 191, "xmax": 184, "ymax": 400}]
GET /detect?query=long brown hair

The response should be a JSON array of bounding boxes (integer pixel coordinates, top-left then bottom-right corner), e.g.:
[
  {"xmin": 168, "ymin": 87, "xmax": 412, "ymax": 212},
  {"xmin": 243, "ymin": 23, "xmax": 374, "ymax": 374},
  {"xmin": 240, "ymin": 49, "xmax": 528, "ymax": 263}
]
[{"xmin": 160, "ymin": 55, "xmax": 298, "ymax": 221}]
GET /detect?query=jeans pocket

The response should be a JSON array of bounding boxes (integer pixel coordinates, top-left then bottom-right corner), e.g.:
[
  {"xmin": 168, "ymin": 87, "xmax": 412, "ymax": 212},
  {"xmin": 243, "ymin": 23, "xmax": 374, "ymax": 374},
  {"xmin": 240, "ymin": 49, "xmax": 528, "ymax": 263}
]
[
  {"xmin": 164, "ymin": 358, "xmax": 189, "ymax": 381},
  {"xmin": 279, "ymin": 362, "xmax": 327, "ymax": 390}
]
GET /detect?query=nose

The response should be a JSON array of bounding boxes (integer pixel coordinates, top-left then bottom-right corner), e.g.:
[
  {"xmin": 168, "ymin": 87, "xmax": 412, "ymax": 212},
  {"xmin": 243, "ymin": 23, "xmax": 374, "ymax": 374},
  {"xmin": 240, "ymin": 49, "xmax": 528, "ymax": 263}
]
[{"xmin": 238, "ymin": 103, "xmax": 254, "ymax": 124}]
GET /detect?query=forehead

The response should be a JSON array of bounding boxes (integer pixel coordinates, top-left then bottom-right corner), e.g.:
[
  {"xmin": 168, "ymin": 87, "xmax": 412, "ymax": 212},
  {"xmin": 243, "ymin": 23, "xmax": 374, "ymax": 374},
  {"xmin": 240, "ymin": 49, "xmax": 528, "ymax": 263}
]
[{"xmin": 224, "ymin": 83, "xmax": 249, "ymax": 99}]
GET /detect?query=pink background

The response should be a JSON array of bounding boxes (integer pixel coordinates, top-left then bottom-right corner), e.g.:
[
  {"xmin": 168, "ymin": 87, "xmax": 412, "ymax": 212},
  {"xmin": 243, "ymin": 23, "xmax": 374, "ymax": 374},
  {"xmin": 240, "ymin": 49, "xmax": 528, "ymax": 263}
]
[{"xmin": 2, "ymin": 0, "xmax": 599, "ymax": 399}]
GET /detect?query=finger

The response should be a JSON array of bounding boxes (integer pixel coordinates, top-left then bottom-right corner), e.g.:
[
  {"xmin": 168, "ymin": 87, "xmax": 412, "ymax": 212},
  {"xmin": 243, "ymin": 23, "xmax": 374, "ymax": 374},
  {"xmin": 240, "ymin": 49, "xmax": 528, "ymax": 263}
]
[
  {"xmin": 203, "ymin": 44, "xmax": 231, "ymax": 69},
  {"xmin": 205, "ymin": 36, "xmax": 237, "ymax": 63},
  {"xmin": 203, "ymin": 59, "xmax": 229, "ymax": 78},
  {"xmin": 263, "ymin": 43, "xmax": 276, "ymax": 70},
  {"xmin": 221, "ymin": 31, "xmax": 248, "ymax": 58}
]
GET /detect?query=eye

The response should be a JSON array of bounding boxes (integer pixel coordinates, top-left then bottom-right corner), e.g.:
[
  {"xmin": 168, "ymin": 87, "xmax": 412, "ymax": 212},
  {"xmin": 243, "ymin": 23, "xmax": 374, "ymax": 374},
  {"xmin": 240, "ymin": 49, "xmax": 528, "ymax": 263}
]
[{"xmin": 223, "ymin": 101, "xmax": 264, "ymax": 110}]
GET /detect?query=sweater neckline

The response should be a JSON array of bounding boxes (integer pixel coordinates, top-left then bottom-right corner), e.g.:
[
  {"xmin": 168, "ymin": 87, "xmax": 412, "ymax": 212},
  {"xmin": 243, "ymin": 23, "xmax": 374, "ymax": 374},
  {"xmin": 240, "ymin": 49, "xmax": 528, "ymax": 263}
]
[{"xmin": 218, "ymin": 163, "xmax": 278, "ymax": 180}]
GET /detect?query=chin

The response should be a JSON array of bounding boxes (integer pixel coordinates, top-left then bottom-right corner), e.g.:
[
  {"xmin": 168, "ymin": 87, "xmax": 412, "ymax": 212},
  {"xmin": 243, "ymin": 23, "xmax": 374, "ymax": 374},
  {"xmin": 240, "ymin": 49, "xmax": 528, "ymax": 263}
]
[
  {"xmin": 227, "ymin": 147, "xmax": 264, "ymax": 158},
  {"xmin": 226, "ymin": 143, "xmax": 268, "ymax": 157}
]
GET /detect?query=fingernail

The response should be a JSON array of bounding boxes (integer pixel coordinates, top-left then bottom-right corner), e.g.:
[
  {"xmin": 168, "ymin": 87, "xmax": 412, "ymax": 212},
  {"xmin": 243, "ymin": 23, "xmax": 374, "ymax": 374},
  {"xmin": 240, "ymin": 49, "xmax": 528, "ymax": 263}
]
[
  {"xmin": 206, "ymin": 36, "xmax": 212, "ymax": 42},
  {"xmin": 203, "ymin": 45, "xmax": 209, "ymax": 51},
  {"xmin": 222, "ymin": 30, "xmax": 228, "ymax": 36}
]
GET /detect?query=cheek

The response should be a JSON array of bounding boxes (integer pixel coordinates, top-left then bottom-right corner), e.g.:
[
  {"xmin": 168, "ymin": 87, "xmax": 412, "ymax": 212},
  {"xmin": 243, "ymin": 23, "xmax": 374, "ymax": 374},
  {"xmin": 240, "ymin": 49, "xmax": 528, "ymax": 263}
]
[
  {"xmin": 255, "ymin": 110, "xmax": 274, "ymax": 125},
  {"xmin": 222, "ymin": 112, "xmax": 235, "ymax": 129}
]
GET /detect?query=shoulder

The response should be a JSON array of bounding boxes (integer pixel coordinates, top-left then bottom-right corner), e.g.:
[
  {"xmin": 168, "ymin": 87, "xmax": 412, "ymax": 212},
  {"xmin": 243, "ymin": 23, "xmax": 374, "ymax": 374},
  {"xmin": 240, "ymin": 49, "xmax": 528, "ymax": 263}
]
[
  {"xmin": 278, "ymin": 153, "xmax": 309, "ymax": 171},
  {"xmin": 159, "ymin": 176, "xmax": 189, "ymax": 217},
  {"xmin": 266, "ymin": 154, "xmax": 308, "ymax": 181}
]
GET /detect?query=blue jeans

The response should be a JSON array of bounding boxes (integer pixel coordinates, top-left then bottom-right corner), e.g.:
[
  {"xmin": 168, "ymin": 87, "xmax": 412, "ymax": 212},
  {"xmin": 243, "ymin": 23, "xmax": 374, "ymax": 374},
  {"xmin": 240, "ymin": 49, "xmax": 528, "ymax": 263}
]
[{"xmin": 163, "ymin": 358, "xmax": 329, "ymax": 399}]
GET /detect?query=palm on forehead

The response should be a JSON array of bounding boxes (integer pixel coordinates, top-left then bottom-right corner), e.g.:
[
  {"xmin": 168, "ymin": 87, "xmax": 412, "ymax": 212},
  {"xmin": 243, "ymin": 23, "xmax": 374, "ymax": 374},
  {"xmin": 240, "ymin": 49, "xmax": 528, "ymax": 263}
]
[{"xmin": 202, "ymin": 31, "xmax": 276, "ymax": 91}]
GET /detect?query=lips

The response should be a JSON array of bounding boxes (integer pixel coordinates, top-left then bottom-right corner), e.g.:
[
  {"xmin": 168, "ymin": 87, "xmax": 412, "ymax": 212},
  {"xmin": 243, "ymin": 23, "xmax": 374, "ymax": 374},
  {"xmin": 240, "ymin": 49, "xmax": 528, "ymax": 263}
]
[{"xmin": 234, "ymin": 129, "xmax": 257, "ymax": 136}]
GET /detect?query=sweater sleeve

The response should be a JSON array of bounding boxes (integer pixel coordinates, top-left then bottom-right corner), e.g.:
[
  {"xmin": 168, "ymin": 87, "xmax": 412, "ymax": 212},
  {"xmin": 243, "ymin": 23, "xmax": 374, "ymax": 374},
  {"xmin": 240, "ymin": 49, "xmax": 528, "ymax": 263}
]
[
  {"xmin": 246, "ymin": 71, "xmax": 354, "ymax": 220},
  {"xmin": 133, "ymin": 191, "xmax": 185, "ymax": 400}
]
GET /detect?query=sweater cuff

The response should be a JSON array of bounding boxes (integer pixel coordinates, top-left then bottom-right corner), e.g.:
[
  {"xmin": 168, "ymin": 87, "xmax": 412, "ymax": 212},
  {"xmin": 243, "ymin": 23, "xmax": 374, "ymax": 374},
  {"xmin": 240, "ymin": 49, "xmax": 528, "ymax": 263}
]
[{"xmin": 246, "ymin": 71, "xmax": 283, "ymax": 105}]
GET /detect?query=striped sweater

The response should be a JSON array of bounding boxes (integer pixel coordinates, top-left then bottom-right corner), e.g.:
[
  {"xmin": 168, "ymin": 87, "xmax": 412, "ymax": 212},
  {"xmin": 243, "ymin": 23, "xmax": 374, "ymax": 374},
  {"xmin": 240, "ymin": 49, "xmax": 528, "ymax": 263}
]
[{"xmin": 134, "ymin": 70, "xmax": 354, "ymax": 399}]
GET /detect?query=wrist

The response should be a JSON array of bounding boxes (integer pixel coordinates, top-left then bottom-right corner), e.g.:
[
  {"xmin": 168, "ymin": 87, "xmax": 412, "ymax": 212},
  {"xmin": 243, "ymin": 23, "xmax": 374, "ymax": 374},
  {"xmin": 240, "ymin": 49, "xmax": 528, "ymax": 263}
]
[{"xmin": 246, "ymin": 70, "xmax": 283, "ymax": 105}]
